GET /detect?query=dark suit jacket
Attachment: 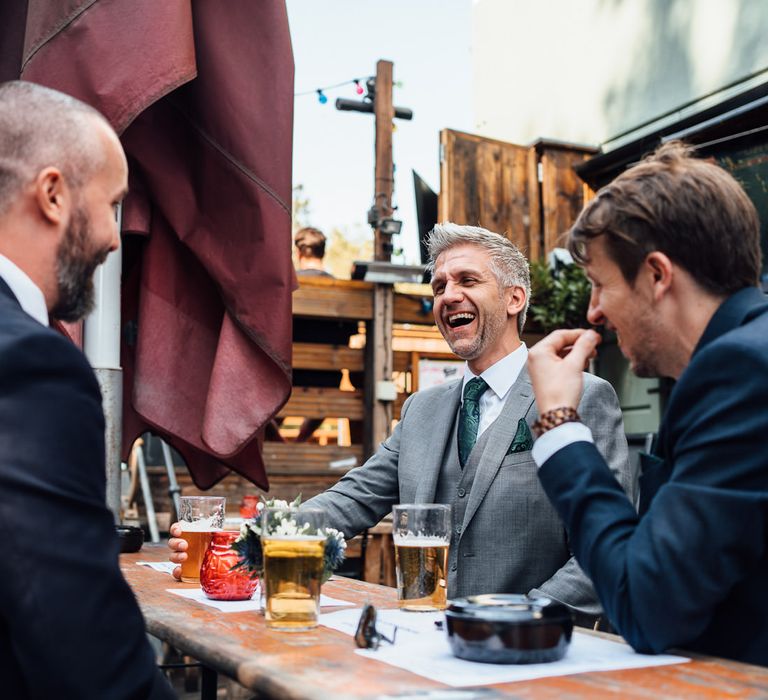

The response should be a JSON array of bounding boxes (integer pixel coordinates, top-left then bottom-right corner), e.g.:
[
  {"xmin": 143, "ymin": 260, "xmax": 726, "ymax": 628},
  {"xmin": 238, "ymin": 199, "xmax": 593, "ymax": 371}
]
[
  {"xmin": 538, "ymin": 287, "xmax": 768, "ymax": 666},
  {"xmin": 0, "ymin": 278, "xmax": 174, "ymax": 698}
]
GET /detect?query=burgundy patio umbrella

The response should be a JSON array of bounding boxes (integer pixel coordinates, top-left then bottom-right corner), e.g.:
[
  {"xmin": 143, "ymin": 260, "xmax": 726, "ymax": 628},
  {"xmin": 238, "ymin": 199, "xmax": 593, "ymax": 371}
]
[{"xmin": 7, "ymin": 0, "xmax": 295, "ymax": 490}]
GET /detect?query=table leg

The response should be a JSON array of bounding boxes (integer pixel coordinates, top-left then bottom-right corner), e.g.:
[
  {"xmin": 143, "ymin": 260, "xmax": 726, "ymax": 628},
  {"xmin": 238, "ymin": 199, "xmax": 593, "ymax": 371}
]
[{"xmin": 201, "ymin": 664, "xmax": 218, "ymax": 700}]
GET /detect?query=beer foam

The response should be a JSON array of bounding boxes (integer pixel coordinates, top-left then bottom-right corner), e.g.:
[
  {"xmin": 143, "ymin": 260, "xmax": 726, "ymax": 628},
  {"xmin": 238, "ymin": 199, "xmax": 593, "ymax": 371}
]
[
  {"xmin": 262, "ymin": 534, "xmax": 325, "ymax": 542},
  {"xmin": 393, "ymin": 534, "xmax": 450, "ymax": 546},
  {"xmin": 179, "ymin": 518, "xmax": 221, "ymax": 532}
]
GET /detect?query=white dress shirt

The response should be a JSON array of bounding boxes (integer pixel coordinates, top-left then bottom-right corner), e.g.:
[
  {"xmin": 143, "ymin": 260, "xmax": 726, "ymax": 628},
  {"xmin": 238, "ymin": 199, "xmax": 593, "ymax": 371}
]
[
  {"xmin": 0, "ymin": 253, "xmax": 49, "ymax": 326},
  {"xmin": 532, "ymin": 421, "xmax": 595, "ymax": 466},
  {"xmin": 462, "ymin": 343, "xmax": 528, "ymax": 438}
]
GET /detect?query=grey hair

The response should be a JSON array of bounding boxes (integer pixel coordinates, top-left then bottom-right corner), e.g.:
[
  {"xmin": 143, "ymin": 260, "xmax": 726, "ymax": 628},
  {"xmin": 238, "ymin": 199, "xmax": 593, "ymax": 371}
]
[
  {"xmin": 0, "ymin": 81, "xmax": 110, "ymax": 216},
  {"xmin": 426, "ymin": 222, "xmax": 531, "ymax": 334}
]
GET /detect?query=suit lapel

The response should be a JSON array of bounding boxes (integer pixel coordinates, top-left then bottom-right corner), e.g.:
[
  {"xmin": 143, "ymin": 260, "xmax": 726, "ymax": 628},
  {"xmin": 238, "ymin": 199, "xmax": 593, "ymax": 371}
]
[
  {"xmin": 0, "ymin": 275, "xmax": 20, "ymax": 306},
  {"xmin": 413, "ymin": 379, "xmax": 463, "ymax": 502},
  {"xmin": 461, "ymin": 366, "xmax": 535, "ymax": 531}
]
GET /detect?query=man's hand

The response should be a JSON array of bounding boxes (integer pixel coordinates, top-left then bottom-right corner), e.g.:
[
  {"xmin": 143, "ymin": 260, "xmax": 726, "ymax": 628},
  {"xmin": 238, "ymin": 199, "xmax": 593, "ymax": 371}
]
[
  {"xmin": 528, "ymin": 328, "xmax": 601, "ymax": 415},
  {"xmin": 167, "ymin": 522, "xmax": 187, "ymax": 581}
]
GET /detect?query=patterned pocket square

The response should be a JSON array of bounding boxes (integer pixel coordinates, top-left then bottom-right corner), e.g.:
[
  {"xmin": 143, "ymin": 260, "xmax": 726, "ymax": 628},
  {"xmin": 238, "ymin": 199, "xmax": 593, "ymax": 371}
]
[{"xmin": 506, "ymin": 418, "xmax": 534, "ymax": 454}]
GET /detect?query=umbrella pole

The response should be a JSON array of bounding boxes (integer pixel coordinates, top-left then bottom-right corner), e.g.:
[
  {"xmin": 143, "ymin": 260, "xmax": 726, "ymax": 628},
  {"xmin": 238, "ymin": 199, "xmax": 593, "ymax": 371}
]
[{"xmin": 84, "ymin": 211, "xmax": 123, "ymax": 522}]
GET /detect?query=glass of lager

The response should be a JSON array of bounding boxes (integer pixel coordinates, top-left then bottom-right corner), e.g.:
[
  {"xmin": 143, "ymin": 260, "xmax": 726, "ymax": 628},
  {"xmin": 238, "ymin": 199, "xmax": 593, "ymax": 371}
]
[
  {"xmin": 392, "ymin": 504, "xmax": 451, "ymax": 611},
  {"xmin": 178, "ymin": 496, "xmax": 226, "ymax": 584},
  {"xmin": 261, "ymin": 506, "xmax": 326, "ymax": 630}
]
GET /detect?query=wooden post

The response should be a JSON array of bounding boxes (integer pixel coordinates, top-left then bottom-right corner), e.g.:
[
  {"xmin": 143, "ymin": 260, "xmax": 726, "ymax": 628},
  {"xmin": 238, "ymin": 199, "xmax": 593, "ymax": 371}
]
[
  {"xmin": 367, "ymin": 60, "xmax": 395, "ymax": 453},
  {"xmin": 373, "ymin": 60, "xmax": 394, "ymax": 262}
]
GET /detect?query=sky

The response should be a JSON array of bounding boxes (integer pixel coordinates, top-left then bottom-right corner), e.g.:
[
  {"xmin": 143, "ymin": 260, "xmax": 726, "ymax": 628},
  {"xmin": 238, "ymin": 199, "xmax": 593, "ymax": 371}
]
[{"xmin": 286, "ymin": 0, "xmax": 473, "ymax": 267}]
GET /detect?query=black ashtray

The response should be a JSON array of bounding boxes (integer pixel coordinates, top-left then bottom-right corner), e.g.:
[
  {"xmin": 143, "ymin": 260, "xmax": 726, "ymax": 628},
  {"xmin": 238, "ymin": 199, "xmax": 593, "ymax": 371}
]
[
  {"xmin": 445, "ymin": 594, "xmax": 573, "ymax": 664},
  {"xmin": 116, "ymin": 525, "xmax": 145, "ymax": 554}
]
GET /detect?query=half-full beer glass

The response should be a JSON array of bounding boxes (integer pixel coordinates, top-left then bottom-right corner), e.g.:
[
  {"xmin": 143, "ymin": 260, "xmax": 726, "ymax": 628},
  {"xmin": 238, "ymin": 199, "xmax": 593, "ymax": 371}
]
[
  {"xmin": 178, "ymin": 496, "xmax": 226, "ymax": 583},
  {"xmin": 392, "ymin": 504, "xmax": 451, "ymax": 611},
  {"xmin": 261, "ymin": 506, "xmax": 325, "ymax": 630}
]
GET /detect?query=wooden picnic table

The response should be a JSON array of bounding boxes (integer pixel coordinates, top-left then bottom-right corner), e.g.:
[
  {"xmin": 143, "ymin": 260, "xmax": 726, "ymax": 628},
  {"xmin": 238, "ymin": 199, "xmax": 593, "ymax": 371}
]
[{"xmin": 122, "ymin": 545, "xmax": 768, "ymax": 699}]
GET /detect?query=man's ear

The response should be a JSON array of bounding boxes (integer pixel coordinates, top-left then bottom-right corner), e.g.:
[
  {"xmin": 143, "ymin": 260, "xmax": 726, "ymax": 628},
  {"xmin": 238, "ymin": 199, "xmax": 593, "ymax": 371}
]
[
  {"xmin": 644, "ymin": 251, "xmax": 674, "ymax": 301},
  {"xmin": 33, "ymin": 167, "xmax": 69, "ymax": 227},
  {"xmin": 505, "ymin": 285, "xmax": 527, "ymax": 317}
]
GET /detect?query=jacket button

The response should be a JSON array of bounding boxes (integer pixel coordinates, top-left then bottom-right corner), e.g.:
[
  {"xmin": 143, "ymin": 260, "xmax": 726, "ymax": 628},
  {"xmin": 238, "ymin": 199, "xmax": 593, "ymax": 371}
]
[
  {"xmin": 455, "ymin": 525, "xmax": 462, "ymax": 535},
  {"xmin": 451, "ymin": 563, "xmax": 457, "ymax": 572},
  {"xmin": 457, "ymin": 488, "xmax": 466, "ymax": 498}
]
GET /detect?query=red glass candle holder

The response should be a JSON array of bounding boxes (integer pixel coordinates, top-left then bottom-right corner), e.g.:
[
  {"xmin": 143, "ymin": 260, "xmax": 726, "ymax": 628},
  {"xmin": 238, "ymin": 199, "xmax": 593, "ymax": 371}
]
[{"xmin": 200, "ymin": 530, "xmax": 258, "ymax": 601}]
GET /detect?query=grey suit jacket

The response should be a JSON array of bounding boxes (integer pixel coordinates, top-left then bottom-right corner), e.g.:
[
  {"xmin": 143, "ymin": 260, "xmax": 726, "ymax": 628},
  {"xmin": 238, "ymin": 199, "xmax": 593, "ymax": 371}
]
[{"xmin": 307, "ymin": 365, "xmax": 635, "ymax": 617}]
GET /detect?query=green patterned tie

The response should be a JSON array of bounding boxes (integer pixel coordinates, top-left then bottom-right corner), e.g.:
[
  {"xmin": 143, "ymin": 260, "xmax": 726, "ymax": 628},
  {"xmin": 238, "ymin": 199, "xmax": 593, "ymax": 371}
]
[{"xmin": 458, "ymin": 377, "xmax": 488, "ymax": 468}]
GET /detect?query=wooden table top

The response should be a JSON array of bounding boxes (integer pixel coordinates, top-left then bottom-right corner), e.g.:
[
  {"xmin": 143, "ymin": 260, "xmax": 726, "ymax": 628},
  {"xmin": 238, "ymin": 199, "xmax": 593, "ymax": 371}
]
[{"xmin": 122, "ymin": 545, "xmax": 768, "ymax": 699}]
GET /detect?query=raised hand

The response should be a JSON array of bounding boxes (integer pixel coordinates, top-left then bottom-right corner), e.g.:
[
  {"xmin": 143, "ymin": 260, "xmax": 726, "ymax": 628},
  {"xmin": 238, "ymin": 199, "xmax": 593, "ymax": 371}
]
[
  {"xmin": 528, "ymin": 328, "xmax": 601, "ymax": 415},
  {"xmin": 167, "ymin": 522, "xmax": 187, "ymax": 581}
]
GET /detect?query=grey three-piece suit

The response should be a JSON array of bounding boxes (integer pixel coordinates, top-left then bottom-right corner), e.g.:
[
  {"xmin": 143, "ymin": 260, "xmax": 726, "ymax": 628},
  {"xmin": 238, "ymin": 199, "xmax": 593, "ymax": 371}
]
[{"xmin": 307, "ymin": 365, "xmax": 634, "ymax": 617}]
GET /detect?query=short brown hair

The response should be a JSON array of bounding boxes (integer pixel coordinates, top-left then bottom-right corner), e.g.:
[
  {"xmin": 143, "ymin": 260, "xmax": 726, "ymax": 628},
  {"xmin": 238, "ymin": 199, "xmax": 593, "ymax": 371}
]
[
  {"xmin": 568, "ymin": 141, "xmax": 762, "ymax": 296},
  {"xmin": 294, "ymin": 226, "xmax": 326, "ymax": 259}
]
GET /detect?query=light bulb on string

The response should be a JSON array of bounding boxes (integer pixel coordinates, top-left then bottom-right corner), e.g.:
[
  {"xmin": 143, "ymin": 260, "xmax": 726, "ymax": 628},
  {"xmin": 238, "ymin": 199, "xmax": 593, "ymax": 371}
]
[{"xmin": 316, "ymin": 89, "xmax": 328, "ymax": 104}]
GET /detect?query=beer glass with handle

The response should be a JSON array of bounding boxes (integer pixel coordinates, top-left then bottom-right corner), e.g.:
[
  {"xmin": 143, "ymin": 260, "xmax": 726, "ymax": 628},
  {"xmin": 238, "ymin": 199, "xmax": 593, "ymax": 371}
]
[
  {"xmin": 178, "ymin": 496, "xmax": 226, "ymax": 583},
  {"xmin": 261, "ymin": 506, "xmax": 326, "ymax": 630},
  {"xmin": 392, "ymin": 504, "xmax": 451, "ymax": 611}
]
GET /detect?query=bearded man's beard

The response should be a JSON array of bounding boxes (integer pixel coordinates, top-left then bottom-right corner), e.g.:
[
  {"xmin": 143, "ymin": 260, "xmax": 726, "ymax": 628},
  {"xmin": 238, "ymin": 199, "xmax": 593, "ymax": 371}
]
[{"xmin": 50, "ymin": 208, "xmax": 111, "ymax": 322}]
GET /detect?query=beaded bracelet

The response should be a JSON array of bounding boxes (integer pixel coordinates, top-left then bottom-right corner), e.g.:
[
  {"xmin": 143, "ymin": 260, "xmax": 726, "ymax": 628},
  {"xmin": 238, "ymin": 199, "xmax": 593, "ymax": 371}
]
[{"xmin": 532, "ymin": 406, "xmax": 581, "ymax": 437}]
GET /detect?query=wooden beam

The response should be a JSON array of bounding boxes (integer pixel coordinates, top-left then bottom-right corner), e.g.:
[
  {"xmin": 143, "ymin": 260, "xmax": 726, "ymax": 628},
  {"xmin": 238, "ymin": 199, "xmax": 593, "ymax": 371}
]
[
  {"xmin": 373, "ymin": 59, "xmax": 394, "ymax": 262},
  {"xmin": 261, "ymin": 443, "xmax": 363, "ymax": 475},
  {"xmin": 292, "ymin": 343, "xmax": 364, "ymax": 371},
  {"xmin": 293, "ymin": 271, "xmax": 438, "ymax": 324},
  {"xmin": 293, "ymin": 277, "xmax": 373, "ymax": 320},
  {"xmin": 367, "ymin": 286, "xmax": 394, "ymax": 449},
  {"xmin": 367, "ymin": 59, "xmax": 396, "ymax": 452},
  {"xmin": 393, "ymin": 293, "xmax": 435, "ymax": 324},
  {"xmin": 278, "ymin": 387, "xmax": 364, "ymax": 420}
]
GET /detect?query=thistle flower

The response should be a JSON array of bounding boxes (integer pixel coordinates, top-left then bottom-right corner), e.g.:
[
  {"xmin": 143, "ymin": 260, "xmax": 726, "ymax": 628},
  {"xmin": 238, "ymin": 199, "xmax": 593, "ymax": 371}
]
[
  {"xmin": 231, "ymin": 521, "xmax": 263, "ymax": 578},
  {"xmin": 322, "ymin": 527, "xmax": 347, "ymax": 583}
]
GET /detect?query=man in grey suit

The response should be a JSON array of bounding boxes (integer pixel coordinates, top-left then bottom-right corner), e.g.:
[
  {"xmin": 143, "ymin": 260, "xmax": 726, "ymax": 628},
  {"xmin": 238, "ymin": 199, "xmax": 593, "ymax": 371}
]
[{"xmin": 170, "ymin": 223, "xmax": 634, "ymax": 622}]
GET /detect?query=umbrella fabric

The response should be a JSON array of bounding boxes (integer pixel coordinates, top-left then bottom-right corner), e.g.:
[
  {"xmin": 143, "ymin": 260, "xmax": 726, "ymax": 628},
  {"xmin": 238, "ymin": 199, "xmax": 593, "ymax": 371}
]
[{"xmin": 14, "ymin": 0, "xmax": 295, "ymax": 489}]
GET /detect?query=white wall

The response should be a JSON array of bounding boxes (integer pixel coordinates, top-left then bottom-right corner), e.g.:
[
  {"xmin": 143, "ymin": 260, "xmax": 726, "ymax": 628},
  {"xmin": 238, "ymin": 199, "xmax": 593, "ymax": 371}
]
[{"xmin": 472, "ymin": 0, "xmax": 768, "ymax": 147}]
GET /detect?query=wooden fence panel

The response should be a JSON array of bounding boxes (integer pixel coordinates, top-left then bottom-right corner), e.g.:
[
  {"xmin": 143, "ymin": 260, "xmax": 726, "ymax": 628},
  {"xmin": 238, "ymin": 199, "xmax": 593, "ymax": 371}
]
[
  {"xmin": 537, "ymin": 141, "xmax": 596, "ymax": 255},
  {"xmin": 439, "ymin": 129, "xmax": 540, "ymax": 257}
]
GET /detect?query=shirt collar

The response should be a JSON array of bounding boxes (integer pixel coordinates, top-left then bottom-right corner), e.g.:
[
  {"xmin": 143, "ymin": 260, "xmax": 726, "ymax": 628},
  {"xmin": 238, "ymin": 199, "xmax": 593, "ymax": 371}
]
[
  {"xmin": 0, "ymin": 254, "xmax": 49, "ymax": 327},
  {"xmin": 462, "ymin": 343, "xmax": 528, "ymax": 400}
]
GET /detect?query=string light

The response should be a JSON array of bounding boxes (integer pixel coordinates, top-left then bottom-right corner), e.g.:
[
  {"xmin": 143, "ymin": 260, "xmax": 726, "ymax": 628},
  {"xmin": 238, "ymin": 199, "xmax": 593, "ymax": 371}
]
[{"xmin": 296, "ymin": 76, "xmax": 373, "ymax": 99}]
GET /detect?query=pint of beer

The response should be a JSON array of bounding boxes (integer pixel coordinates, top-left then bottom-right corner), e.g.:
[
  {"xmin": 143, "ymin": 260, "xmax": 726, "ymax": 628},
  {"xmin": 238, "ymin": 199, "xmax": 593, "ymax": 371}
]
[
  {"xmin": 392, "ymin": 504, "xmax": 451, "ymax": 611},
  {"xmin": 261, "ymin": 507, "xmax": 326, "ymax": 630},
  {"xmin": 178, "ymin": 496, "xmax": 226, "ymax": 584}
]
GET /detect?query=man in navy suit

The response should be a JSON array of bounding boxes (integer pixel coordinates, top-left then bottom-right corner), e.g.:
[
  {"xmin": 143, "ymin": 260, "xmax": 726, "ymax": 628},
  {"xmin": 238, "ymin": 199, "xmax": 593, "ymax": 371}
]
[
  {"xmin": 0, "ymin": 81, "xmax": 174, "ymax": 698},
  {"xmin": 528, "ymin": 141, "xmax": 768, "ymax": 666}
]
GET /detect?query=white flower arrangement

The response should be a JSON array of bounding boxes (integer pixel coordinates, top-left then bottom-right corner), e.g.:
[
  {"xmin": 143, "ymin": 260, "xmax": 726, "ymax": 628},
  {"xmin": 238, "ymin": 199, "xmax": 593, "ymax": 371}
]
[{"xmin": 233, "ymin": 495, "xmax": 346, "ymax": 583}]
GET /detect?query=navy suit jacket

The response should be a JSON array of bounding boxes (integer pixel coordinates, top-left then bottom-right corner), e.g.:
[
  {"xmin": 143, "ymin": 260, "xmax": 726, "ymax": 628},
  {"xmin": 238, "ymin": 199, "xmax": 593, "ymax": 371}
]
[
  {"xmin": 0, "ymin": 278, "xmax": 174, "ymax": 698},
  {"xmin": 538, "ymin": 287, "xmax": 768, "ymax": 666}
]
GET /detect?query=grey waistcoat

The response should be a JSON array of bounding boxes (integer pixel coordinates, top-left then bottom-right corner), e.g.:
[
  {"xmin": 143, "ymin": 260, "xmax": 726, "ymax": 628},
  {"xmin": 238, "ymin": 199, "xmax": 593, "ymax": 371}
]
[{"xmin": 434, "ymin": 412, "xmax": 497, "ymax": 596}]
